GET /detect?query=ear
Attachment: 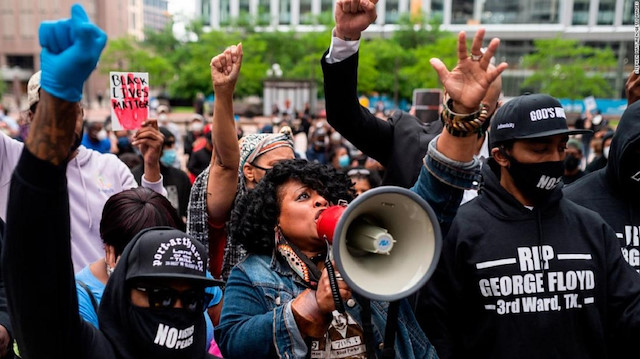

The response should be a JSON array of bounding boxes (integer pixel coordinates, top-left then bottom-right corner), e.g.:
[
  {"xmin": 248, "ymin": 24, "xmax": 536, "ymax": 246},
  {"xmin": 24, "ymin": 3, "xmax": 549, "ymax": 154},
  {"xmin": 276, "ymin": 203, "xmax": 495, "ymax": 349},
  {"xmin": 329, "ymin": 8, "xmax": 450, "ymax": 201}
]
[
  {"xmin": 243, "ymin": 163, "xmax": 256, "ymax": 184},
  {"xmin": 492, "ymin": 147, "xmax": 510, "ymax": 168},
  {"xmin": 105, "ymin": 244, "xmax": 118, "ymax": 268}
]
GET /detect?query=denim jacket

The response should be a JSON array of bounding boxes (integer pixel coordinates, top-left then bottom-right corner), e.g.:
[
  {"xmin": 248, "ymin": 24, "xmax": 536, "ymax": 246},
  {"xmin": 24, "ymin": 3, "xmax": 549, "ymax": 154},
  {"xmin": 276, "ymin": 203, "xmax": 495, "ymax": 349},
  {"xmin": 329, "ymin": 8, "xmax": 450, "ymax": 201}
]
[
  {"xmin": 411, "ymin": 134, "xmax": 481, "ymax": 235},
  {"xmin": 214, "ymin": 135, "xmax": 478, "ymax": 358},
  {"xmin": 215, "ymin": 253, "xmax": 438, "ymax": 359}
]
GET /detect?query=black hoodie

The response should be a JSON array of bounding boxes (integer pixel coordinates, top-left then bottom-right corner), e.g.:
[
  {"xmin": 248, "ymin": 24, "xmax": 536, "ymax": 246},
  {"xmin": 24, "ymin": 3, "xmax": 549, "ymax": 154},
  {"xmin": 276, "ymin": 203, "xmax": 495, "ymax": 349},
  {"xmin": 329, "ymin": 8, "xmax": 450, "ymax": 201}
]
[
  {"xmin": 2, "ymin": 149, "xmax": 212, "ymax": 359},
  {"xmin": 565, "ymin": 101, "xmax": 640, "ymax": 273},
  {"xmin": 419, "ymin": 158, "xmax": 640, "ymax": 359}
]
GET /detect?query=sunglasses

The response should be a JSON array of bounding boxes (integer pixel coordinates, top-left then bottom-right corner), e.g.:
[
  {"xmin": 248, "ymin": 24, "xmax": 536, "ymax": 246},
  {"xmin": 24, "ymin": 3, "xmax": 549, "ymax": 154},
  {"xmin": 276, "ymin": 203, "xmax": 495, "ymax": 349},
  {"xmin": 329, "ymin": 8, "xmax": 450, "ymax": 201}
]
[{"xmin": 135, "ymin": 286, "xmax": 213, "ymax": 313}]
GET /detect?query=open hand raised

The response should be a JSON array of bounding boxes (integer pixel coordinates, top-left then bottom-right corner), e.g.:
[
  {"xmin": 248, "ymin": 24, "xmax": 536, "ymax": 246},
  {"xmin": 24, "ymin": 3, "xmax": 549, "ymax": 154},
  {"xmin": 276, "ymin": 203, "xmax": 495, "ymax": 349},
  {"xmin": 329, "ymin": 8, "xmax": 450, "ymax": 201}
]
[{"xmin": 430, "ymin": 28, "xmax": 507, "ymax": 113}]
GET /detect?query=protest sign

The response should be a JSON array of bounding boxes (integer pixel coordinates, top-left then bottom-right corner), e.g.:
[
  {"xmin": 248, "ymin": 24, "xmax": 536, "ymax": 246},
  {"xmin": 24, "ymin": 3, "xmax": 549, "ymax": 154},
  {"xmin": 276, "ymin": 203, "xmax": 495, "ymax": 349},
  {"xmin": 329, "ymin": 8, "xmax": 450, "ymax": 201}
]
[{"xmin": 110, "ymin": 72, "xmax": 149, "ymax": 130}]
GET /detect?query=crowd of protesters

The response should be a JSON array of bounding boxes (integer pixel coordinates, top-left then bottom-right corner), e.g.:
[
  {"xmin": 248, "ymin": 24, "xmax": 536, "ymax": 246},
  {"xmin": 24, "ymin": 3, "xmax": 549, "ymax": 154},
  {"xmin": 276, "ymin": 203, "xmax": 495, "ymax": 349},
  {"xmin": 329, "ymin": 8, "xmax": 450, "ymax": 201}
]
[{"xmin": 1, "ymin": 1, "xmax": 640, "ymax": 359}]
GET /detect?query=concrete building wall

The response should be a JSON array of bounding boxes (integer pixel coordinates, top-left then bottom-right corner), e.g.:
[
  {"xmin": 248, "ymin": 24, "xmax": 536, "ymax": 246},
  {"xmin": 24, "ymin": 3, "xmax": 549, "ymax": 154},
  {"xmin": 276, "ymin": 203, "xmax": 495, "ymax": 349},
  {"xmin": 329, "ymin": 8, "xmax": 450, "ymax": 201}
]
[{"xmin": 0, "ymin": 0, "xmax": 128, "ymax": 110}]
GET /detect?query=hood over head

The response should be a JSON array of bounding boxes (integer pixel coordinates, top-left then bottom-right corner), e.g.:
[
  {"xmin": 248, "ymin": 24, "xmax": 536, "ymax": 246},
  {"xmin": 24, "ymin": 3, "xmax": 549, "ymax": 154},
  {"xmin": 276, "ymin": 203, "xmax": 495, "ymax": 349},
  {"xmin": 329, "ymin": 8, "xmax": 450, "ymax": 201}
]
[
  {"xmin": 606, "ymin": 100, "xmax": 640, "ymax": 190},
  {"xmin": 98, "ymin": 227, "xmax": 219, "ymax": 359}
]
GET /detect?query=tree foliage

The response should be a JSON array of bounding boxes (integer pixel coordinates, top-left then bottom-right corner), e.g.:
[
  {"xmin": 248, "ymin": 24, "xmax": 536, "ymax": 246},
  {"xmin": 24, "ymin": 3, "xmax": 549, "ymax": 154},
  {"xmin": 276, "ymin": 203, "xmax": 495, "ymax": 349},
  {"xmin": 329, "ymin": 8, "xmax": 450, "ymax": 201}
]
[
  {"xmin": 521, "ymin": 38, "xmax": 616, "ymax": 99},
  {"xmin": 98, "ymin": 18, "xmax": 616, "ymax": 105}
]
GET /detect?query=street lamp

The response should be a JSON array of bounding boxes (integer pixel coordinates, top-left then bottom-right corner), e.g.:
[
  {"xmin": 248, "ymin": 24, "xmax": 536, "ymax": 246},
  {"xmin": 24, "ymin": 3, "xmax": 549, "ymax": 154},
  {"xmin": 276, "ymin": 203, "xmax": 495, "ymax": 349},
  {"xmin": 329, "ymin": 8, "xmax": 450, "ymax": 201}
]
[{"xmin": 266, "ymin": 63, "xmax": 283, "ymax": 78}]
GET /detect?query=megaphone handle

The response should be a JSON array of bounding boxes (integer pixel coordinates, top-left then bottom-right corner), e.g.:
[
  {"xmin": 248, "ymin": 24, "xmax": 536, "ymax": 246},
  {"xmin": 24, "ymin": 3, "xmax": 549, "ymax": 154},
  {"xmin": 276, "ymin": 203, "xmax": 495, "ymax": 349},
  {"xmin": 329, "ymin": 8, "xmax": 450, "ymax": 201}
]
[
  {"xmin": 380, "ymin": 301, "xmax": 400, "ymax": 359},
  {"xmin": 324, "ymin": 258, "xmax": 346, "ymax": 314},
  {"xmin": 357, "ymin": 295, "xmax": 378, "ymax": 359}
]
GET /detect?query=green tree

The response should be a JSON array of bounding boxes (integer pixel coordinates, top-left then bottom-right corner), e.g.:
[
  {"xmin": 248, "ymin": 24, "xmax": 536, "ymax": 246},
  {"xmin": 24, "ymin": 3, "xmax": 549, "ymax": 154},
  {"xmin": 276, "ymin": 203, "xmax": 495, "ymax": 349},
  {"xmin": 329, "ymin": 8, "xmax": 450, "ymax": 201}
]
[
  {"xmin": 392, "ymin": 12, "xmax": 445, "ymax": 49},
  {"xmin": 0, "ymin": 79, "xmax": 6, "ymax": 98},
  {"xmin": 143, "ymin": 21, "xmax": 179, "ymax": 53},
  {"xmin": 522, "ymin": 38, "xmax": 616, "ymax": 99},
  {"xmin": 99, "ymin": 37, "xmax": 174, "ymax": 91},
  {"xmin": 399, "ymin": 36, "xmax": 458, "ymax": 99}
]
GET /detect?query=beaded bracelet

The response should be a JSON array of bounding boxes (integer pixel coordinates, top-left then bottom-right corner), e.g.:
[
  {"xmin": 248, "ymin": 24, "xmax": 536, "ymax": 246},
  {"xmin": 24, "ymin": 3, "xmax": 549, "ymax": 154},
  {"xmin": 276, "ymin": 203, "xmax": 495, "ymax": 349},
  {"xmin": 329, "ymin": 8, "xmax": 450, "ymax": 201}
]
[{"xmin": 441, "ymin": 95, "xmax": 489, "ymax": 137}]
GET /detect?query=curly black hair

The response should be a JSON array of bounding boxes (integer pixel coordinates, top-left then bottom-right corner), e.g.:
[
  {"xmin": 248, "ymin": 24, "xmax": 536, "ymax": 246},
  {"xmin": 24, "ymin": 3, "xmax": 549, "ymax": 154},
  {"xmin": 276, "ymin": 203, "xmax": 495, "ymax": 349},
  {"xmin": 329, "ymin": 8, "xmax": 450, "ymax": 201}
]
[{"xmin": 230, "ymin": 159, "xmax": 355, "ymax": 255}]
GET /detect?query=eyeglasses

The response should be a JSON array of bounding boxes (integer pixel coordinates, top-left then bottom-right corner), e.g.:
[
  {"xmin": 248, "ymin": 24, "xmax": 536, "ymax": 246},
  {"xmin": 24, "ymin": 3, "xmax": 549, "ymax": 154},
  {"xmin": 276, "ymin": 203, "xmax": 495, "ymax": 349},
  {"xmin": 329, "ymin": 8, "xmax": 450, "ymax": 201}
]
[
  {"xmin": 250, "ymin": 162, "xmax": 272, "ymax": 171},
  {"xmin": 135, "ymin": 286, "xmax": 212, "ymax": 312}
]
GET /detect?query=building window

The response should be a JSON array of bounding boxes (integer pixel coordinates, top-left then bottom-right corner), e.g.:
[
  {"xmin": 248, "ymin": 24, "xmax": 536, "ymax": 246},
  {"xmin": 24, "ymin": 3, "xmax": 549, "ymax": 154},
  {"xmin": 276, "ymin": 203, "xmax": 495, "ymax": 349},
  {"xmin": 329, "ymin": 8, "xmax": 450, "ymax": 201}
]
[
  {"xmin": 430, "ymin": 0, "xmax": 444, "ymax": 21},
  {"xmin": 597, "ymin": 0, "xmax": 615, "ymax": 25},
  {"xmin": 7, "ymin": 55, "xmax": 34, "ymax": 70},
  {"xmin": 572, "ymin": 0, "xmax": 589, "ymax": 25},
  {"xmin": 623, "ymin": 0, "xmax": 635, "ymax": 25},
  {"xmin": 300, "ymin": 0, "xmax": 313, "ymax": 24},
  {"xmin": 219, "ymin": 0, "xmax": 231, "ymax": 26},
  {"xmin": 201, "ymin": 0, "xmax": 211, "ymax": 25},
  {"xmin": 451, "ymin": 0, "xmax": 473, "ymax": 24},
  {"xmin": 480, "ymin": 0, "xmax": 559, "ymax": 24},
  {"xmin": 257, "ymin": 0, "xmax": 270, "ymax": 25},
  {"xmin": 279, "ymin": 0, "xmax": 291, "ymax": 24},
  {"xmin": 385, "ymin": 0, "xmax": 400, "ymax": 24}
]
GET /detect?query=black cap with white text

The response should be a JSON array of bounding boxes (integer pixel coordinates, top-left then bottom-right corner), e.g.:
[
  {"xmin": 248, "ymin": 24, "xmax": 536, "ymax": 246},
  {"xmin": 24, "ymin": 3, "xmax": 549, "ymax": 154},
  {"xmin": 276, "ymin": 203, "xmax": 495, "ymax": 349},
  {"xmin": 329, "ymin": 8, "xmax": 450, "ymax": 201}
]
[{"xmin": 489, "ymin": 94, "xmax": 591, "ymax": 149}]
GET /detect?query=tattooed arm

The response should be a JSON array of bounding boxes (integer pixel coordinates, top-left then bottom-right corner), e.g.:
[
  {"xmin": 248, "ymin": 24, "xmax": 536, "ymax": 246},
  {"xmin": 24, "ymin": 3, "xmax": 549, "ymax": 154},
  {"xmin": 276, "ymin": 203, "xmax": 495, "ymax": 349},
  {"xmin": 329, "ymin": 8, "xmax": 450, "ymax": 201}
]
[{"xmin": 25, "ymin": 91, "xmax": 79, "ymax": 165}]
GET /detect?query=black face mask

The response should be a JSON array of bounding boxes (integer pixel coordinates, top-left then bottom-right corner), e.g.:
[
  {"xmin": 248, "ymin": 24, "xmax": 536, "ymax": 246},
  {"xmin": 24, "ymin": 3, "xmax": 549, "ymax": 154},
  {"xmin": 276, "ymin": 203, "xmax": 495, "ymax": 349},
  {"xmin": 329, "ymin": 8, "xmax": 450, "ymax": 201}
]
[
  {"xmin": 563, "ymin": 154, "xmax": 580, "ymax": 172},
  {"xmin": 504, "ymin": 153, "xmax": 564, "ymax": 204},
  {"xmin": 128, "ymin": 306, "xmax": 205, "ymax": 359}
]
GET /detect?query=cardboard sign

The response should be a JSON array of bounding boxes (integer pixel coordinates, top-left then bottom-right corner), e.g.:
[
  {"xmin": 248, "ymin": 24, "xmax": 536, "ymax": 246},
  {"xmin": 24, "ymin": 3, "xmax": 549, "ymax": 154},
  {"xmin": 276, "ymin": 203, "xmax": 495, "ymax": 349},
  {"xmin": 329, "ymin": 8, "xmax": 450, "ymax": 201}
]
[{"xmin": 110, "ymin": 72, "xmax": 149, "ymax": 130}]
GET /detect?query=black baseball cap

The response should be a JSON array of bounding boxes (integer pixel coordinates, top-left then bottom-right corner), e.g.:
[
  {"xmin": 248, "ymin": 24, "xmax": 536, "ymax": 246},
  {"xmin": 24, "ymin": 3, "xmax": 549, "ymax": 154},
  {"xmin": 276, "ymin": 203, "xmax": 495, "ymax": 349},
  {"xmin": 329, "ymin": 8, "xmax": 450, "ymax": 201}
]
[
  {"xmin": 489, "ymin": 94, "xmax": 591, "ymax": 149},
  {"xmin": 125, "ymin": 227, "xmax": 223, "ymax": 287}
]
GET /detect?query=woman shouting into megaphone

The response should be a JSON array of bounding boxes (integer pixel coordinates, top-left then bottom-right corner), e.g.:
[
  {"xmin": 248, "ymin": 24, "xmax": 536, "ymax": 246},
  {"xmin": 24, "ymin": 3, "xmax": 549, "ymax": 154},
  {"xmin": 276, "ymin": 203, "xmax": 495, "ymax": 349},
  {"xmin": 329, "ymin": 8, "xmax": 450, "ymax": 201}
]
[{"xmin": 215, "ymin": 159, "xmax": 437, "ymax": 358}]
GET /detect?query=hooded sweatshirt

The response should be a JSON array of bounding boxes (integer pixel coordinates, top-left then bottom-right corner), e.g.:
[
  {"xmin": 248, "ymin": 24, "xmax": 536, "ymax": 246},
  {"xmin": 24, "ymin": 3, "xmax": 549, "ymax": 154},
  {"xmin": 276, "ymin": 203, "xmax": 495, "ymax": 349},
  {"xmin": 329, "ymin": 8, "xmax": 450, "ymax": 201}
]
[
  {"xmin": 419, "ymin": 159, "xmax": 640, "ymax": 359},
  {"xmin": 3, "ymin": 148, "xmax": 212, "ymax": 359},
  {"xmin": 0, "ymin": 132, "xmax": 165, "ymax": 272},
  {"xmin": 565, "ymin": 101, "xmax": 640, "ymax": 273}
]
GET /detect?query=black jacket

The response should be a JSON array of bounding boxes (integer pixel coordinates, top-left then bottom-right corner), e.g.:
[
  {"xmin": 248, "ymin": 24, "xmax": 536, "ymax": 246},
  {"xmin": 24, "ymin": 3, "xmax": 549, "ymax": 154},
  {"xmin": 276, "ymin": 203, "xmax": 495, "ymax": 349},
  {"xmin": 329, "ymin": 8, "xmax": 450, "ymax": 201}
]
[
  {"xmin": 321, "ymin": 51, "xmax": 442, "ymax": 188},
  {"xmin": 2, "ymin": 149, "xmax": 213, "ymax": 359},
  {"xmin": 565, "ymin": 101, "xmax": 640, "ymax": 273},
  {"xmin": 419, "ymin": 159, "xmax": 640, "ymax": 359}
]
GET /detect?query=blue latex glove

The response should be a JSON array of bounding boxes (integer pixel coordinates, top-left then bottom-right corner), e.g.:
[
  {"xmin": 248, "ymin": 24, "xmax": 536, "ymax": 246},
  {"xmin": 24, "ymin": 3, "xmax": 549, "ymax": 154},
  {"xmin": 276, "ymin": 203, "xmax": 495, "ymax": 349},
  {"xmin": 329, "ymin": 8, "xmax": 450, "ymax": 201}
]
[{"xmin": 39, "ymin": 4, "xmax": 107, "ymax": 102}]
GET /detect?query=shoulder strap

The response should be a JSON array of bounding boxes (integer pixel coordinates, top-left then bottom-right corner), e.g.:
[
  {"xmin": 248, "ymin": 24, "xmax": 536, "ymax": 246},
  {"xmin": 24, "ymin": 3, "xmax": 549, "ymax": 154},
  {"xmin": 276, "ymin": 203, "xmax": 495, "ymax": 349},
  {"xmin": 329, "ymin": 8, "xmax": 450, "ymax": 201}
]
[{"xmin": 77, "ymin": 280, "xmax": 99, "ymax": 313}]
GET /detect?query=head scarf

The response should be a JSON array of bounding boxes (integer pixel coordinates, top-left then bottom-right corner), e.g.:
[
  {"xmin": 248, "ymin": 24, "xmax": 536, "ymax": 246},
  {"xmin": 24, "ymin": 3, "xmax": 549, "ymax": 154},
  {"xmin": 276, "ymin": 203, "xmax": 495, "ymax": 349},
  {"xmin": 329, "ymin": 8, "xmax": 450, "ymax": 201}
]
[
  {"xmin": 187, "ymin": 127, "xmax": 294, "ymax": 280},
  {"xmin": 237, "ymin": 127, "xmax": 294, "ymax": 197}
]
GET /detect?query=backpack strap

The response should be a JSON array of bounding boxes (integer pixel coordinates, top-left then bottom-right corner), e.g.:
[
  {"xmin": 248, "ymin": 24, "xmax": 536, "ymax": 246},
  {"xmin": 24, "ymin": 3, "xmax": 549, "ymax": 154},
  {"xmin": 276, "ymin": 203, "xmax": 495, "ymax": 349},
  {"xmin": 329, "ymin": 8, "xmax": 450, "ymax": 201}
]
[{"xmin": 77, "ymin": 280, "xmax": 99, "ymax": 313}]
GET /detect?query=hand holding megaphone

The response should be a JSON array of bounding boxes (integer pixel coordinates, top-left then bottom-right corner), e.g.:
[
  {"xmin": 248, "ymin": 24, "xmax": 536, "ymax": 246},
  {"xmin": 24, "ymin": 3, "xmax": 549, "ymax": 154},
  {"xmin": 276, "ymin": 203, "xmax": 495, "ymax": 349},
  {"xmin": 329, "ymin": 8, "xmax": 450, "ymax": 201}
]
[
  {"xmin": 317, "ymin": 262, "xmax": 352, "ymax": 314},
  {"xmin": 315, "ymin": 186, "xmax": 442, "ymax": 302}
]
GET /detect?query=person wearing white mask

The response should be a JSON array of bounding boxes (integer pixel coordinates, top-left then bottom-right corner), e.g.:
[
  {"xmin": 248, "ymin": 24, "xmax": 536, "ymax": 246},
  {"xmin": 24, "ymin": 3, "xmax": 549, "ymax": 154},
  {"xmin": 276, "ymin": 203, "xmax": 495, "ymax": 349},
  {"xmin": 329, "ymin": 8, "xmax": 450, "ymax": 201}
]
[{"xmin": 82, "ymin": 119, "xmax": 111, "ymax": 154}]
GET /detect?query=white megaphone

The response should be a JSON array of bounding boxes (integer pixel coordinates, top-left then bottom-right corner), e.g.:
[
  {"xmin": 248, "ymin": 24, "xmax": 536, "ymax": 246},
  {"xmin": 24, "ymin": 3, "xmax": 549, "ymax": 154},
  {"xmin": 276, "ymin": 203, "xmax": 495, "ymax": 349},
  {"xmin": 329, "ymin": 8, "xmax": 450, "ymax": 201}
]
[{"xmin": 316, "ymin": 186, "xmax": 442, "ymax": 302}]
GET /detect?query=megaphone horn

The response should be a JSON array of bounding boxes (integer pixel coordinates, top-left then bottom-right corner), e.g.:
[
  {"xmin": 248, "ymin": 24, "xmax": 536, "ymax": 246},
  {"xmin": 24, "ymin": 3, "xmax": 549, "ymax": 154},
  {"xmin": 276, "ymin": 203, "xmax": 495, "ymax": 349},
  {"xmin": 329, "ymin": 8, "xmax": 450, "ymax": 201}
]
[{"xmin": 316, "ymin": 186, "xmax": 442, "ymax": 302}]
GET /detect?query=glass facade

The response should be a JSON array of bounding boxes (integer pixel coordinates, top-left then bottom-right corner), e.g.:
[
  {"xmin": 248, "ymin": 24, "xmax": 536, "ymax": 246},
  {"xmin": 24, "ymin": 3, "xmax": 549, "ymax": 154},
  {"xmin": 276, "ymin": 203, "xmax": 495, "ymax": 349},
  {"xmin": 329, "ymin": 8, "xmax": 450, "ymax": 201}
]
[
  {"xmin": 257, "ymin": 0, "xmax": 271, "ymax": 25},
  {"xmin": 279, "ymin": 0, "xmax": 290, "ymax": 24},
  {"xmin": 481, "ymin": 0, "xmax": 559, "ymax": 24},
  {"xmin": 623, "ymin": 0, "xmax": 635, "ymax": 25},
  {"xmin": 300, "ymin": 0, "xmax": 313, "ymax": 24},
  {"xmin": 452, "ymin": 0, "xmax": 561, "ymax": 25},
  {"xmin": 597, "ymin": 0, "xmax": 616, "ymax": 25},
  {"xmin": 385, "ymin": 0, "xmax": 400, "ymax": 24},
  {"xmin": 572, "ymin": 0, "xmax": 589, "ymax": 25}
]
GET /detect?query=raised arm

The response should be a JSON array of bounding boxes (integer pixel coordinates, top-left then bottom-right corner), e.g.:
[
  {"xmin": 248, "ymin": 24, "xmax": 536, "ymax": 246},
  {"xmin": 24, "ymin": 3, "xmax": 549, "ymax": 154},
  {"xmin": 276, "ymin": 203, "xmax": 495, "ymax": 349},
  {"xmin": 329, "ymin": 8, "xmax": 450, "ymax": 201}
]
[
  {"xmin": 206, "ymin": 44, "xmax": 243, "ymax": 223},
  {"xmin": 2, "ymin": 4, "xmax": 108, "ymax": 358},
  {"xmin": 411, "ymin": 29, "xmax": 506, "ymax": 233},
  {"xmin": 431, "ymin": 28, "xmax": 507, "ymax": 162},
  {"xmin": 322, "ymin": 0, "xmax": 397, "ymax": 165}
]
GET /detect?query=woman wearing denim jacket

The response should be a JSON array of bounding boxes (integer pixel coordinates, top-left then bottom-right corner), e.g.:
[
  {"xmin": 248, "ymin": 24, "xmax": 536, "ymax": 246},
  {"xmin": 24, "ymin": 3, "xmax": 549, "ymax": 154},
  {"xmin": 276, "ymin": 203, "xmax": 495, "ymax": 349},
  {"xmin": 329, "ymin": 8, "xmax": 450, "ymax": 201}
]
[{"xmin": 216, "ymin": 159, "xmax": 437, "ymax": 358}]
